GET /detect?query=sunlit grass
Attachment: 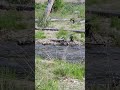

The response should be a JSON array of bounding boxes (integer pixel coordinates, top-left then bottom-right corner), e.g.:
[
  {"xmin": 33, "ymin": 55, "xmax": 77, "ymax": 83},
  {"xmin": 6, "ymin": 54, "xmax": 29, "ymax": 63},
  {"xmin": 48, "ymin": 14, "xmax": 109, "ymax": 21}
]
[{"xmin": 35, "ymin": 56, "xmax": 85, "ymax": 90}]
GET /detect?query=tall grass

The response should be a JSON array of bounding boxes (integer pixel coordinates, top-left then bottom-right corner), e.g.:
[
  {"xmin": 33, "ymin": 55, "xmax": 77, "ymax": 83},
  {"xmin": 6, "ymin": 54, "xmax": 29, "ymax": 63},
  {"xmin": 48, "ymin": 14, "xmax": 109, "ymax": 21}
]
[
  {"xmin": 53, "ymin": 60, "xmax": 85, "ymax": 80},
  {"xmin": 51, "ymin": 3, "xmax": 85, "ymax": 18},
  {"xmin": 111, "ymin": 17, "xmax": 120, "ymax": 30},
  {"xmin": 35, "ymin": 3, "xmax": 85, "ymax": 18},
  {"xmin": 52, "ymin": 0, "xmax": 64, "ymax": 12},
  {"xmin": 56, "ymin": 30, "xmax": 69, "ymax": 40},
  {"xmin": 0, "ymin": 67, "xmax": 34, "ymax": 90},
  {"xmin": 0, "ymin": 10, "xmax": 27, "ymax": 30},
  {"xmin": 35, "ymin": 31, "xmax": 46, "ymax": 39},
  {"xmin": 56, "ymin": 29, "xmax": 85, "ymax": 42},
  {"xmin": 35, "ymin": 56, "xmax": 85, "ymax": 90}
]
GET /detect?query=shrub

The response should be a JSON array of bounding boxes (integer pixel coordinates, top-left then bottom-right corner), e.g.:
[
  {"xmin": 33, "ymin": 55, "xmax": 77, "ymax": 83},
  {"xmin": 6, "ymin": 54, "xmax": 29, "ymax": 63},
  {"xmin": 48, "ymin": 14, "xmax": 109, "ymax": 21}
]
[
  {"xmin": 53, "ymin": 0, "xmax": 64, "ymax": 12},
  {"xmin": 111, "ymin": 17, "xmax": 120, "ymax": 30},
  {"xmin": 56, "ymin": 30, "xmax": 68, "ymax": 40},
  {"xmin": 0, "ymin": 10, "xmax": 27, "ymax": 30}
]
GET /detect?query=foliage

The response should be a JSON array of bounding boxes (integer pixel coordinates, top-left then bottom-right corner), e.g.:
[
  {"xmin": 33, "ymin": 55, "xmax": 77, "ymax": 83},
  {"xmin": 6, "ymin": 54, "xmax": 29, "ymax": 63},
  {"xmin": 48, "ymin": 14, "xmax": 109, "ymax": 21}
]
[
  {"xmin": 73, "ymin": 33, "xmax": 85, "ymax": 42},
  {"xmin": 52, "ymin": 0, "xmax": 64, "ymax": 12},
  {"xmin": 56, "ymin": 30, "xmax": 85, "ymax": 42},
  {"xmin": 53, "ymin": 60, "xmax": 85, "ymax": 80},
  {"xmin": 111, "ymin": 17, "xmax": 120, "ymax": 30},
  {"xmin": 56, "ymin": 3, "xmax": 85, "ymax": 18},
  {"xmin": 35, "ymin": 31, "xmax": 46, "ymax": 39},
  {"xmin": 35, "ymin": 3, "xmax": 50, "ymax": 28},
  {"xmin": 35, "ymin": 56, "xmax": 84, "ymax": 90},
  {"xmin": 35, "ymin": 2, "xmax": 85, "ymax": 18},
  {"xmin": 56, "ymin": 30, "xmax": 69, "ymax": 40},
  {"xmin": 38, "ymin": 15, "xmax": 50, "ymax": 28},
  {"xmin": 0, "ymin": 10, "xmax": 27, "ymax": 30},
  {"xmin": 0, "ymin": 67, "xmax": 16, "ymax": 79}
]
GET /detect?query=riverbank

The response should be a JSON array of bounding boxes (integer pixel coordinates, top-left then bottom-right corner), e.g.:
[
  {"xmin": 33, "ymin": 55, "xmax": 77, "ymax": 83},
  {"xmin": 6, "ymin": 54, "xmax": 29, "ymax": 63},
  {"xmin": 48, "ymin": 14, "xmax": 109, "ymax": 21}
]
[{"xmin": 35, "ymin": 56, "xmax": 85, "ymax": 90}]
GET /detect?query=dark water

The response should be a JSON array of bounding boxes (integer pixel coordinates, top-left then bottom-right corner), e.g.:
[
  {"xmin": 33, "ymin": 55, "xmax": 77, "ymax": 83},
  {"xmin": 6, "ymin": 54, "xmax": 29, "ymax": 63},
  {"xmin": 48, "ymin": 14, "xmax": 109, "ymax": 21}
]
[
  {"xmin": 35, "ymin": 44, "xmax": 85, "ymax": 63},
  {"xmin": 0, "ymin": 42, "xmax": 34, "ymax": 80},
  {"xmin": 86, "ymin": 45, "xmax": 120, "ymax": 85}
]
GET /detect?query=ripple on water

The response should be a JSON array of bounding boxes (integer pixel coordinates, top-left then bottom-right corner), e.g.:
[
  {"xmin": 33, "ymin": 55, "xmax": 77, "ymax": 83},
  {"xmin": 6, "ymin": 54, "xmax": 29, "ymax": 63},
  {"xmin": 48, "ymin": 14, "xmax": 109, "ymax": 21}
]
[{"xmin": 35, "ymin": 44, "xmax": 85, "ymax": 62}]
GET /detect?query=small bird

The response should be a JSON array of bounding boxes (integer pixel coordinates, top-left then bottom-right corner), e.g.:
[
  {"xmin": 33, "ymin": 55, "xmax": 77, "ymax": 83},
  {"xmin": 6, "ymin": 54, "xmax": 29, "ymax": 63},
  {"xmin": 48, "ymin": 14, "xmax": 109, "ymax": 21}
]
[{"xmin": 70, "ymin": 34, "xmax": 74, "ymax": 42}]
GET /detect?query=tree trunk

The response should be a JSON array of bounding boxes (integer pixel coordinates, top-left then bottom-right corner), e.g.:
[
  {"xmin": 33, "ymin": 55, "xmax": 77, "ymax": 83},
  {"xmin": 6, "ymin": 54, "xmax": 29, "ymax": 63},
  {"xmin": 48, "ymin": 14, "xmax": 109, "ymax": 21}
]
[
  {"xmin": 40, "ymin": 0, "xmax": 54, "ymax": 28},
  {"xmin": 45, "ymin": 0, "xmax": 54, "ymax": 18}
]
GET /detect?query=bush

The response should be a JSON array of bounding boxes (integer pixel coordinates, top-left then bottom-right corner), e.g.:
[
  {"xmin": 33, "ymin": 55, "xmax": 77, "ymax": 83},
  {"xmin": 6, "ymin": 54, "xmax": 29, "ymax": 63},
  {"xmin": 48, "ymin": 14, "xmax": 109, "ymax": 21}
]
[
  {"xmin": 56, "ymin": 30, "xmax": 68, "ymax": 40},
  {"xmin": 111, "ymin": 17, "xmax": 120, "ymax": 30},
  {"xmin": 0, "ymin": 10, "xmax": 27, "ymax": 30},
  {"xmin": 53, "ymin": 0, "xmax": 64, "ymax": 12}
]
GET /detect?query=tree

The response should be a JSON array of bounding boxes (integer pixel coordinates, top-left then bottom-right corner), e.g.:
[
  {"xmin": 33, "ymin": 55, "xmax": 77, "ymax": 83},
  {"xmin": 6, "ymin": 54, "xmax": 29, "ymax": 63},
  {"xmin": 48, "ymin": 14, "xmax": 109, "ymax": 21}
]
[{"xmin": 45, "ymin": 0, "xmax": 54, "ymax": 19}]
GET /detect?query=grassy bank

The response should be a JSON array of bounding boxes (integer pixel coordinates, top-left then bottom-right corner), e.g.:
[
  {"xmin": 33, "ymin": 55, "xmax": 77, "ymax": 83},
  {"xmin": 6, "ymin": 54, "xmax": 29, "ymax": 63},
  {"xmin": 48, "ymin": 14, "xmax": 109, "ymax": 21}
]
[
  {"xmin": 35, "ymin": 2, "xmax": 85, "ymax": 19},
  {"xmin": 0, "ymin": 67, "xmax": 34, "ymax": 90},
  {"xmin": 35, "ymin": 56, "xmax": 85, "ymax": 90}
]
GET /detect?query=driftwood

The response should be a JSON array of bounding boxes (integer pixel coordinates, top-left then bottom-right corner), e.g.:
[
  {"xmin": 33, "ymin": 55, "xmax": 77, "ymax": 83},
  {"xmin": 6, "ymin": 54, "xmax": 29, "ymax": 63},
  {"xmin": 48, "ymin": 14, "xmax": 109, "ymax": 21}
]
[
  {"xmin": 35, "ymin": 28, "xmax": 85, "ymax": 33},
  {"xmin": 50, "ymin": 39, "xmax": 64, "ymax": 42},
  {"xmin": 37, "ymin": 38, "xmax": 80, "ymax": 46},
  {"xmin": 35, "ymin": 19, "xmax": 85, "ymax": 23},
  {"xmin": 87, "ymin": 9, "xmax": 120, "ymax": 18},
  {"xmin": 50, "ymin": 18, "xmax": 70, "ymax": 21},
  {"xmin": 0, "ymin": 4, "xmax": 34, "ymax": 11}
]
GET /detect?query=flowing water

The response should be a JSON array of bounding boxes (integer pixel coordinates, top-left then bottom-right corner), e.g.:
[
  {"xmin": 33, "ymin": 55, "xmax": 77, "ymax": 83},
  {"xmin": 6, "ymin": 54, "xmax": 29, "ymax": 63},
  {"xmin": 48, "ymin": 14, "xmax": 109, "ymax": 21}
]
[{"xmin": 35, "ymin": 44, "xmax": 85, "ymax": 63}]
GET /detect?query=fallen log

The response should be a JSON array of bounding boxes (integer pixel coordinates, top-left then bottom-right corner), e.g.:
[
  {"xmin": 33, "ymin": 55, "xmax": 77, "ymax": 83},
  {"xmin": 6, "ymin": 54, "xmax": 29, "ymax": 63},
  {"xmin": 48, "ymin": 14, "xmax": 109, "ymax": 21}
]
[
  {"xmin": 50, "ymin": 18, "xmax": 70, "ymax": 21},
  {"xmin": 87, "ymin": 9, "xmax": 120, "ymax": 18},
  {"xmin": 50, "ymin": 39, "xmax": 64, "ymax": 42},
  {"xmin": 36, "ymin": 39, "xmax": 80, "ymax": 46},
  {"xmin": 35, "ymin": 28, "xmax": 85, "ymax": 33},
  {"xmin": 35, "ymin": 19, "xmax": 85, "ymax": 23}
]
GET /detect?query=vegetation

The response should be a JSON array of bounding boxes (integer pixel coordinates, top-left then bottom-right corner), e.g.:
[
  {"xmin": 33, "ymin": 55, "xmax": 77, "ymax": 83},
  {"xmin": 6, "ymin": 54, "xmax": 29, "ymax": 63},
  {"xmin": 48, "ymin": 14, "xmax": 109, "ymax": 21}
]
[
  {"xmin": 86, "ymin": 14, "xmax": 120, "ymax": 46},
  {"xmin": 56, "ymin": 30, "xmax": 68, "ymax": 40},
  {"xmin": 0, "ymin": 10, "xmax": 32, "ymax": 31},
  {"xmin": 111, "ymin": 17, "xmax": 120, "ymax": 30},
  {"xmin": 35, "ymin": 56, "xmax": 84, "ymax": 90},
  {"xmin": 35, "ymin": 2, "xmax": 85, "ymax": 28},
  {"xmin": 35, "ymin": 1, "xmax": 85, "ymax": 90},
  {"xmin": 51, "ymin": 3, "xmax": 85, "ymax": 18},
  {"xmin": 0, "ymin": 67, "xmax": 34, "ymax": 90},
  {"xmin": 35, "ymin": 3, "xmax": 85, "ymax": 19},
  {"xmin": 52, "ymin": 0, "xmax": 64, "ymax": 12},
  {"xmin": 56, "ymin": 30, "xmax": 85, "ymax": 42},
  {"xmin": 35, "ymin": 31, "xmax": 46, "ymax": 39}
]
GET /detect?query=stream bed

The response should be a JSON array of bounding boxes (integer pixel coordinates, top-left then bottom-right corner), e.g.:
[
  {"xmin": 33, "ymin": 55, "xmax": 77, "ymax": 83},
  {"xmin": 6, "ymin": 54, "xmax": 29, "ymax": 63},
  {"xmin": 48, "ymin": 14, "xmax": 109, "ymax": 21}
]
[{"xmin": 35, "ymin": 44, "xmax": 85, "ymax": 63}]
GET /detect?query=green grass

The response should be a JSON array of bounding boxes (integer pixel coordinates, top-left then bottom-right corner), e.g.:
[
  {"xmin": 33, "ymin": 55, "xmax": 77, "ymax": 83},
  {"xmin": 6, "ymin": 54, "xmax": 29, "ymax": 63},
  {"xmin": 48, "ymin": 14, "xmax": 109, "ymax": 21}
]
[
  {"xmin": 0, "ymin": 67, "xmax": 34, "ymax": 90},
  {"xmin": 0, "ymin": 10, "xmax": 28, "ymax": 30},
  {"xmin": 0, "ymin": 67, "xmax": 16, "ymax": 79},
  {"xmin": 56, "ymin": 29, "xmax": 85, "ymax": 42},
  {"xmin": 35, "ymin": 3, "xmax": 47, "ymax": 19},
  {"xmin": 35, "ymin": 2, "xmax": 85, "ymax": 19},
  {"xmin": 52, "ymin": 0, "xmax": 64, "ymax": 12},
  {"xmin": 51, "ymin": 3, "xmax": 85, "ymax": 18},
  {"xmin": 111, "ymin": 17, "xmax": 120, "ymax": 30},
  {"xmin": 56, "ymin": 30, "xmax": 69, "ymax": 40},
  {"xmin": 53, "ymin": 60, "xmax": 85, "ymax": 80},
  {"xmin": 35, "ymin": 31, "xmax": 46, "ymax": 39},
  {"xmin": 35, "ymin": 56, "xmax": 84, "ymax": 90}
]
